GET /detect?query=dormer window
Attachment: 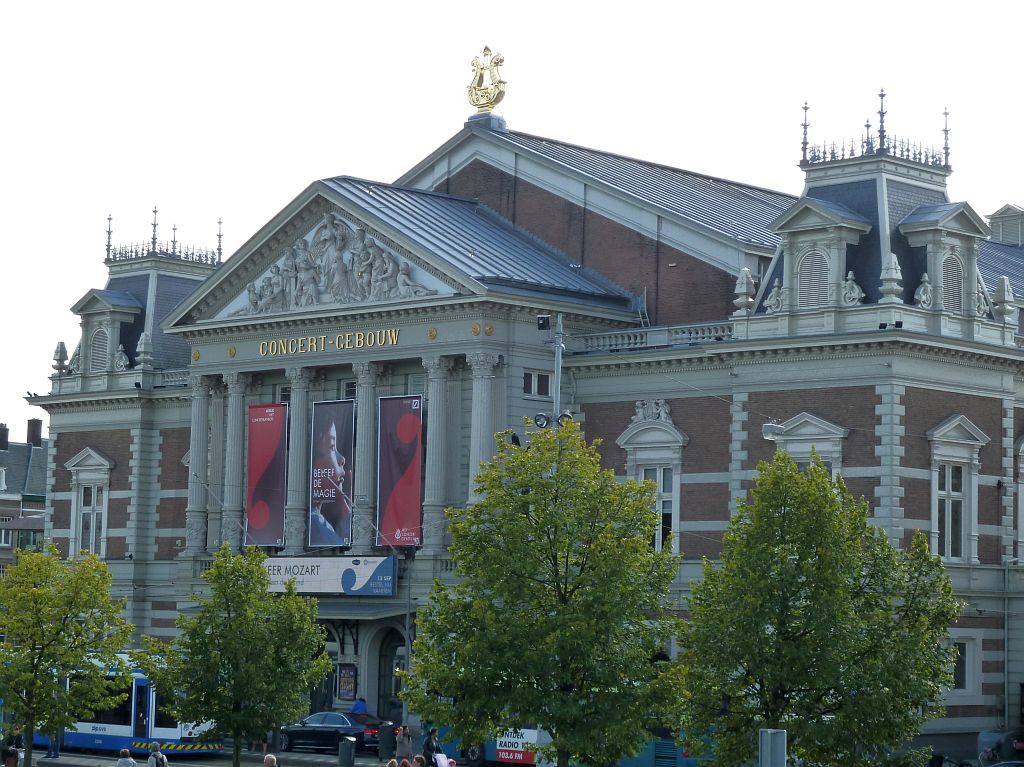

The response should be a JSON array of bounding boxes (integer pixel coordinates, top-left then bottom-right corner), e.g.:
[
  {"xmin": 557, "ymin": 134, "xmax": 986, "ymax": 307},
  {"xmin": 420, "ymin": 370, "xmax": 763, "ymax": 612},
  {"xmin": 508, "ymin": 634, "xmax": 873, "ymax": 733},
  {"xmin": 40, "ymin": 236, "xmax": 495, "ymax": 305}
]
[
  {"xmin": 941, "ymin": 253, "xmax": 964, "ymax": 313},
  {"xmin": 797, "ymin": 250, "xmax": 829, "ymax": 308},
  {"xmin": 89, "ymin": 328, "xmax": 109, "ymax": 373}
]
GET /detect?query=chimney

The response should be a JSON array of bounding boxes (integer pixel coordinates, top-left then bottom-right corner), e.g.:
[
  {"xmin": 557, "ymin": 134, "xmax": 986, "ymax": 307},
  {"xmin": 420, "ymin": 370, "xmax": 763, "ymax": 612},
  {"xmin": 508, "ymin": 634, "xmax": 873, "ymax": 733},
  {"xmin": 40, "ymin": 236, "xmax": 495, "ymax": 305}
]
[
  {"xmin": 0, "ymin": 423, "xmax": 8, "ymax": 451},
  {"xmin": 27, "ymin": 418, "xmax": 42, "ymax": 447}
]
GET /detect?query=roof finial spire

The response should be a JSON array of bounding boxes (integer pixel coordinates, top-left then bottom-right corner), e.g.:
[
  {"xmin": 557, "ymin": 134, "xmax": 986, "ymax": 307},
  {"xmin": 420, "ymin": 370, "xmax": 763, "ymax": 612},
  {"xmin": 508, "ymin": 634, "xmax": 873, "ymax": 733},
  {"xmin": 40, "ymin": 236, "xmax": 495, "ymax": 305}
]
[
  {"xmin": 877, "ymin": 88, "xmax": 887, "ymax": 153},
  {"xmin": 217, "ymin": 218, "xmax": 223, "ymax": 262},
  {"xmin": 864, "ymin": 118, "xmax": 873, "ymax": 154},
  {"xmin": 942, "ymin": 107, "xmax": 951, "ymax": 168},
  {"xmin": 106, "ymin": 214, "xmax": 113, "ymax": 260},
  {"xmin": 800, "ymin": 101, "xmax": 810, "ymax": 164},
  {"xmin": 171, "ymin": 224, "xmax": 178, "ymax": 255},
  {"xmin": 151, "ymin": 206, "xmax": 159, "ymax": 254}
]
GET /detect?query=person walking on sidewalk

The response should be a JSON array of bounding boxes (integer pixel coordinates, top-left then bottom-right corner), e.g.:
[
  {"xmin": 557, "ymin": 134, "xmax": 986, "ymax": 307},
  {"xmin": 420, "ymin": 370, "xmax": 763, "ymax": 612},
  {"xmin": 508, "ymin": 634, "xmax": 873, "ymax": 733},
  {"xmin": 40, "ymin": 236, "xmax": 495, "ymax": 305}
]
[
  {"xmin": 115, "ymin": 748, "xmax": 137, "ymax": 767},
  {"xmin": 396, "ymin": 725, "xmax": 414, "ymax": 761},
  {"xmin": 147, "ymin": 743, "xmax": 168, "ymax": 767},
  {"xmin": 264, "ymin": 755, "xmax": 277, "ymax": 767}
]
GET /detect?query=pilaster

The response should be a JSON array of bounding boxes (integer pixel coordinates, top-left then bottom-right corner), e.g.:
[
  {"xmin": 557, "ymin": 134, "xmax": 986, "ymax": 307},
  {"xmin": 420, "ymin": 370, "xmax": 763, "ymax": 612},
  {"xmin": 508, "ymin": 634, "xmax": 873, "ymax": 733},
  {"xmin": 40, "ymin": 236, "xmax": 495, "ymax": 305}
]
[
  {"xmin": 467, "ymin": 352, "xmax": 501, "ymax": 504},
  {"xmin": 184, "ymin": 375, "xmax": 211, "ymax": 557},
  {"xmin": 353, "ymin": 361, "xmax": 381, "ymax": 550},
  {"xmin": 423, "ymin": 355, "xmax": 454, "ymax": 553},
  {"xmin": 284, "ymin": 367, "xmax": 314, "ymax": 554}
]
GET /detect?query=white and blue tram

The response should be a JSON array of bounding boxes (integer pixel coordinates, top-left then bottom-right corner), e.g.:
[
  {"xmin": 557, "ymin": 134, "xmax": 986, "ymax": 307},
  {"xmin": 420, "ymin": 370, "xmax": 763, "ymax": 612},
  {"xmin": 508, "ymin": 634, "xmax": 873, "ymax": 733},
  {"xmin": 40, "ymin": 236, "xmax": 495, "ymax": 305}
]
[{"xmin": 33, "ymin": 670, "xmax": 220, "ymax": 755}]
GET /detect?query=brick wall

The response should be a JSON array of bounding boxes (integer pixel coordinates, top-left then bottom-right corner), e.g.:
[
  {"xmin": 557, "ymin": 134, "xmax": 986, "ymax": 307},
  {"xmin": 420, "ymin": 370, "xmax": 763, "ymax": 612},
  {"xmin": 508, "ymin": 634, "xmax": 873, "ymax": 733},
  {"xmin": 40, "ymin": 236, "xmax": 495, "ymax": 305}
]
[
  {"xmin": 581, "ymin": 401, "xmax": 633, "ymax": 472},
  {"xmin": 159, "ymin": 427, "xmax": 190, "ymax": 490},
  {"xmin": 108, "ymin": 497, "xmax": 130, "ymax": 528},
  {"xmin": 901, "ymin": 478, "xmax": 931, "ymax": 521},
  {"xmin": 744, "ymin": 387, "xmax": 879, "ymax": 469},
  {"xmin": 156, "ymin": 497, "xmax": 185, "ymax": 529},
  {"xmin": 682, "ymin": 484, "xmax": 730, "ymax": 522},
  {"xmin": 444, "ymin": 162, "xmax": 736, "ymax": 325},
  {"xmin": 903, "ymin": 388, "xmax": 1002, "ymax": 474},
  {"xmin": 52, "ymin": 430, "xmax": 132, "ymax": 492},
  {"xmin": 679, "ymin": 530, "xmax": 723, "ymax": 560},
  {"xmin": 51, "ymin": 499, "xmax": 70, "ymax": 528},
  {"xmin": 669, "ymin": 396, "xmax": 732, "ymax": 473}
]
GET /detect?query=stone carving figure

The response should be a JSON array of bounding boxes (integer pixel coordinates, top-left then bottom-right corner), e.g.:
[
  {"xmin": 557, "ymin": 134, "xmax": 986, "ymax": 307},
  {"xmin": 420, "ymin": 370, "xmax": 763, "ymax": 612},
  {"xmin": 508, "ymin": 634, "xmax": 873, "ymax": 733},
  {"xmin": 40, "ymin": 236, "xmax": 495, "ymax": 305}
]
[
  {"xmin": 630, "ymin": 401, "xmax": 649, "ymax": 424},
  {"xmin": 976, "ymin": 287, "xmax": 990, "ymax": 318},
  {"xmin": 294, "ymin": 248, "xmax": 320, "ymax": 307},
  {"xmin": 113, "ymin": 344, "xmax": 130, "ymax": 372},
  {"xmin": 351, "ymin": 231, "xmax": 375, "ymax": 301},
  {"xmin": 68, "ymin": 343, "xmax": 82, "ymax": 374},
  {"xmin": 369, "ymin": 243, "xmax": 399, "ymax": 301},
  {"xmin": 395, "ymin": 262, "xmax": 438, "ymax": 298},
  {"xmin": 653, "ymin": 399, "xmax": 671, "ymax": 423},
  {"xmin": 840, "ymin": 271, "xmax": 865, "ymax": 306},
  {"xmin": 630, "ymin": 399, "xmax": 672, "ymax": 425},
  {"xmin": 765, "ymin": 278, "xmax": 784, "ymax": 314},
  {"xmin": 914, "ymin": 272, "xmax": 933, "ymax": 309},
  {"xmin": 280, "ymin": 247, "xmax": 298, "ymax": 308}
]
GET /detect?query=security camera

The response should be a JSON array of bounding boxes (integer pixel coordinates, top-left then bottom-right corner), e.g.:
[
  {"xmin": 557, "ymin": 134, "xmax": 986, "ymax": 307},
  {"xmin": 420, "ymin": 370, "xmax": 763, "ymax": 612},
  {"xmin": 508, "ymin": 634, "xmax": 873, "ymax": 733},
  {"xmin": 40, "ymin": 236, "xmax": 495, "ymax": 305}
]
[{"xmin": 537, "ymin": 315, "xmax": 551, "ymax": 331}]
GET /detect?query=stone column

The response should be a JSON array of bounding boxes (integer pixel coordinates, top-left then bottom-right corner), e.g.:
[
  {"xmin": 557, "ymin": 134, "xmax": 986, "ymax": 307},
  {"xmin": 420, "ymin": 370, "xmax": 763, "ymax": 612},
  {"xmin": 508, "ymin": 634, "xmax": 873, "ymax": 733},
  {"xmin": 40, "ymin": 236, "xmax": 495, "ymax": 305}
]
[
  {"xmin": 467, "ymin": 352, "xmax": 500, "ymax": 504},
  {"xmin": 221, "ymin": 372, "xmax": 250, "ymax": 550},
  {"xmin": 353, "ymin": 361, "xmax": 381, "ymax": 549},
  {"xmin": 206, "ymin": 381, "xmax": 226, "ymax": 554},
  {"xmin": 422, "ymin": 355, "xmax": 453, "ymax": 553},
  {"xmin": 284, "ymin": 367, "xmax": 314, "ymax": 554},
  {"xmin": 184, "ymin": 375, "xmax": 211, "ymax": 557}
]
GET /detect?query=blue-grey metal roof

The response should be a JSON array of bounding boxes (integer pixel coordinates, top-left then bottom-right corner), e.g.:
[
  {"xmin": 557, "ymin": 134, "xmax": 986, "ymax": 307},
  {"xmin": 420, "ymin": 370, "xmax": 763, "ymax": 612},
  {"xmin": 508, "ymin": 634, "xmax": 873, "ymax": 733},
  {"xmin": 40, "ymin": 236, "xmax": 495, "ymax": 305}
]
[
  {"xmin": 92, "ymin": 289, "xmax": 144, "ymax": 310},
  {"xmin": 979, "ymin": 239, "xmax": 1024, "ymax": 297},
  {"xmin": 319, "ymin": 176, "xmax": 634, "ymax": 308},
  {"xmin": 899, "ymin": 203, "xmax": 963, "ymax": 227},
  {"xmin": 805, "ymin": 197, "xmax": 872, "ymax": 225},
  {"xmin": 488, "ymin": 131, "xmax": 796, "ymax": 248}
]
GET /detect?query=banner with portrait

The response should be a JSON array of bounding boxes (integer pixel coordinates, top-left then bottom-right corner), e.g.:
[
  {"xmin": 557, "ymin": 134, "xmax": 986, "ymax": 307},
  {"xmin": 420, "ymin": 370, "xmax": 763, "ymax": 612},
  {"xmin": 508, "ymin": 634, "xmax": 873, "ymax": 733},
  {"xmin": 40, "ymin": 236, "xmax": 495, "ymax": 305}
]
[
  {"xmin": 376, "ymin": 395, "xmax": 423, "ymax": 547},
  {"xmin": 246, "ymin": 403, "xmax": 288, "ymax": 546},
  {"xmin": 309, "ymin": 399, "xmax": 355, "ymax": 547}
]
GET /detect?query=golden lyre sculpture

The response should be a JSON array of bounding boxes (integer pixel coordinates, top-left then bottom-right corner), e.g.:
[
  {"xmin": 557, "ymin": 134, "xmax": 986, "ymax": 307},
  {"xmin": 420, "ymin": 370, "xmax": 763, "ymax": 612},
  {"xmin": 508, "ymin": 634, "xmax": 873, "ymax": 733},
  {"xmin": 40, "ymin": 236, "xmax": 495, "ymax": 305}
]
[{"xmin": 468, "ymin": 46, "xmax": 506, "ymax": 113}]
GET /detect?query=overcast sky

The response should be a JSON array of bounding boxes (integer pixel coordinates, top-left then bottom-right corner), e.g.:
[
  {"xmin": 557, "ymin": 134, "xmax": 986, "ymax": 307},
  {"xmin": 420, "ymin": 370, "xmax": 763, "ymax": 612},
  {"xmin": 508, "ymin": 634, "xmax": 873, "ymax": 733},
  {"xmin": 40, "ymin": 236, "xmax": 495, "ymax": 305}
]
[{"xmin": 2, "ymin": 1, "xmax": 1021, "ymax": 438}]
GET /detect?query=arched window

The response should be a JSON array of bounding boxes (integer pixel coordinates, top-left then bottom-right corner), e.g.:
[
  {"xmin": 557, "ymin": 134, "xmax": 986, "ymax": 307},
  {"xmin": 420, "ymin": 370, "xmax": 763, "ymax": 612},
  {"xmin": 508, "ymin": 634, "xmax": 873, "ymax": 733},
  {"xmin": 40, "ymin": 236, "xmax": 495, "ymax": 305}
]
[
  {"xmin": 797, "ymin": 251, "xmax": 829, "ymax": 308},
  {"xmin": 89, "ymin": 328, "xmax": 109, "ymax": 373},
  {"xmin": 942, "ymin": 254, "xmax": 964, "ymax": 314}
]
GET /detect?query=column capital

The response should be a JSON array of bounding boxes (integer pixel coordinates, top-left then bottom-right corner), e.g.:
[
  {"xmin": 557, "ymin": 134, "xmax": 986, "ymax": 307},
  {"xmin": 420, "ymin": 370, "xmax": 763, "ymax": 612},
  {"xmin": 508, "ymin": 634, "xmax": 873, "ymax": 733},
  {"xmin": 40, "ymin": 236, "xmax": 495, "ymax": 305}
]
[
  {"xmin": 222, "ymin": 371, "xmax": 250, "ymax": 394},
  {"xmin": 286, "ymin": 366, "xmax": 315, "ymax": 388},
  {"xmin": 353, "ymin": 361, "xmax": 382, "ymax": 385},
  {"xmin": 189, "ymin": 375, "xmax": 212, "ymax": 394},
  {"xmin": 422, "ymin": 355, "xmax": 454, "ymax": 380},
  {"xmin": 467, "ymin": 351, "xmax": 500, "ymax": 376}
]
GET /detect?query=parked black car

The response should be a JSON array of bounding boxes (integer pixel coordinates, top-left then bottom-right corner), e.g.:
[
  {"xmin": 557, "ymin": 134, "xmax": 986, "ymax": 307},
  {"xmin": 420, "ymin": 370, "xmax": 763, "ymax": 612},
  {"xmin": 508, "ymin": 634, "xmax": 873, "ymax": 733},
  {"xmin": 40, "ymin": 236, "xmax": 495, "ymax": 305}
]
[
  {"xmin": 348, "ymin": 712, "xmax": 399, "ymax": 751},
  {"xmin": 279, "ymin": 712, "xmax": 364, "ymax": 752}
]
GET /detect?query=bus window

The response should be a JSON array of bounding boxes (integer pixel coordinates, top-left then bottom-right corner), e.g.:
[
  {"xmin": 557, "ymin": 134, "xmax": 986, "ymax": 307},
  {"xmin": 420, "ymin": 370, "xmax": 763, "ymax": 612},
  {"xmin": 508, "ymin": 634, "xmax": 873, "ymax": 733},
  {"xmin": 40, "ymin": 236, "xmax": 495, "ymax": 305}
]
[
  {"xmin": 86, "ymin": 684, "xmax": 132, "ymax": 726},
  {"xmin": 154, "ymin": 692, "xmax": 178, "ymax": 729}
]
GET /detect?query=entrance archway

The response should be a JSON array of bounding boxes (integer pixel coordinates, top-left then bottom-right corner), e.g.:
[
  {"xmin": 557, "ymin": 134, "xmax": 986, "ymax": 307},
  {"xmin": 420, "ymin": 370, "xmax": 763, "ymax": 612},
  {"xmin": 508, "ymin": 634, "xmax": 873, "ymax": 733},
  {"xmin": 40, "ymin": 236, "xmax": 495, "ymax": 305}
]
[{"xmin": 377, "ymin": 628, "xmax": 405, "ymax": 720}]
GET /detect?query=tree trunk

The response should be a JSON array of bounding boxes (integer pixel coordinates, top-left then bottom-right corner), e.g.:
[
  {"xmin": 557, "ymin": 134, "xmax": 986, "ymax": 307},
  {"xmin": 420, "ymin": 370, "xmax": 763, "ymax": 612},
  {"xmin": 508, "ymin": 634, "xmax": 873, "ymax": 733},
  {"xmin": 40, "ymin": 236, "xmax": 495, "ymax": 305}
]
[
  {"xmin": 23, "ymin": 725, "xmax": 34, "ymax": 767},
  {"xmin": 557, "ymin": 748, "xmax": 569, "ymax": 767},
  {"xmin": 233, "ymin": 736, "xmax": 243, "ymax": 767}
]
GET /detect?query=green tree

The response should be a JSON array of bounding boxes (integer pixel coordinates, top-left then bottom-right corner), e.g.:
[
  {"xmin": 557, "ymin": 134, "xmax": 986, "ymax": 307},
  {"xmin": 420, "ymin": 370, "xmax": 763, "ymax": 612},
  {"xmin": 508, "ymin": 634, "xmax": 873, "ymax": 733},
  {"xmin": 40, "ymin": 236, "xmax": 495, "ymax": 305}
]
[
  {"xmin": 403, "ymin": 422, "xmax": 685, "ymax": 767},
  {"xmin": 679, "ymin": 452, "xmax": 961, "ymax": 767},
  {"xmin": 0, "ymin": 547, "xmax": 133, "ymax": 767},
  {"xmin": 140, "ymin": 545, "xmax": 331, "ymax": 767}
]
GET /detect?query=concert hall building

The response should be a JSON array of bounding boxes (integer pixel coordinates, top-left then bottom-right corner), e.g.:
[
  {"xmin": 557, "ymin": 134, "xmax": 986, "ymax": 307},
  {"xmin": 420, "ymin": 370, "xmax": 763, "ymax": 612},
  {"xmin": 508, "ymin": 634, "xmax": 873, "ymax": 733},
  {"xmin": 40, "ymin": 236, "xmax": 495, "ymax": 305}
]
[{"xmin": 30, "ymin": 68, "xmax": 1024, "ymax": 745}]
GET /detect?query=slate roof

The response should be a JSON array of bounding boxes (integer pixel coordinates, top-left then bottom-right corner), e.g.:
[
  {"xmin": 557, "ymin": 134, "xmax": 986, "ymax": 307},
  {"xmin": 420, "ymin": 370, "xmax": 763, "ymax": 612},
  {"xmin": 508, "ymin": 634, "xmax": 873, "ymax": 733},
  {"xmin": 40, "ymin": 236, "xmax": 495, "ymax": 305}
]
[
  {"xmin": 0, "ymin": 439, "xmax": 49, "ymax": 497},
  {"xmin": 488, "ymin": 131, "xmax": 796, "ymax": 248},
  {"xmin": 91, "ymin": 289, "xmax": 144, "ymax": 310},
  {"xmin": 805, "ymin": 198, "xmax": 872, "ymax": 225},
  {"xmin": 979, "ymin": 239, "xmax": 1024, "ymax": 297},
  {"xmin": 898, "ymin": 203, "xmax": 964, "ymax": 227},
  {"xmin": 319, "ymin": 176, "xmax": 634, "ymax": 308}
]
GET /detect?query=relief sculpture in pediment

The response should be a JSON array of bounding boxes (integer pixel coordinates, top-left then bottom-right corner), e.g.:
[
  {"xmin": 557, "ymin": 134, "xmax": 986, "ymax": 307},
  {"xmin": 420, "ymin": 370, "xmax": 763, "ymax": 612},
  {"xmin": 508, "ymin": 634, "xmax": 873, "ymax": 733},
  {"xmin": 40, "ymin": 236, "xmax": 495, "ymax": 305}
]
[{"xmin": 224, "ymin": 213, "xmax": 442, "ymax": 319}]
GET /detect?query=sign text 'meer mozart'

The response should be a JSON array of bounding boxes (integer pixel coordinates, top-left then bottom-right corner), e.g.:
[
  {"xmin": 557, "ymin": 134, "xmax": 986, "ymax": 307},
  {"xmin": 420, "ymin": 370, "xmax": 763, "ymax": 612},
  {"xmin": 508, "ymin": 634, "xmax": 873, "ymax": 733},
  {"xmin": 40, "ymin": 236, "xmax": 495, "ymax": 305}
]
[{"xmin": 258, "ymin": 328, "xmax": 400, "ymax": 357}]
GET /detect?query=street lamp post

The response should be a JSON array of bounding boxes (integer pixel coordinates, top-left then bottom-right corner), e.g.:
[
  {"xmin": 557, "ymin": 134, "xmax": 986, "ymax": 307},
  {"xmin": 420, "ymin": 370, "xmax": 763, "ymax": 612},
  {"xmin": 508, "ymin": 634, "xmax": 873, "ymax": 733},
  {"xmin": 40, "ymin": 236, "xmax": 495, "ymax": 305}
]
[{"xmin": 402, "ymin": 546, "xmax": 416, "ymax": 727}]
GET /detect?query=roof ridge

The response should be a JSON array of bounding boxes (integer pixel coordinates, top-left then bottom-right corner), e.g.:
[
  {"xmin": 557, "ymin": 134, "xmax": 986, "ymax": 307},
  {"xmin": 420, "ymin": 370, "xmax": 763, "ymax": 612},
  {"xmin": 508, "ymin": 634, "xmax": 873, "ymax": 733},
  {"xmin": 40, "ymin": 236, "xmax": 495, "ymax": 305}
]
[{"xmin": 503, "ymin": 129, "xmax": 796, "ymax": 200}]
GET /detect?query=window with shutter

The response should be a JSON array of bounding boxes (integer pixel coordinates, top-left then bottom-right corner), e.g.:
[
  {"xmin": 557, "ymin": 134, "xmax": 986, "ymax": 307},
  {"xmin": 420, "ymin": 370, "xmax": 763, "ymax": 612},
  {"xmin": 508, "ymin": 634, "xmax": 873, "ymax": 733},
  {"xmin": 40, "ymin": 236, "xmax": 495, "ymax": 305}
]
[
  {"xmin": 89, "ymin": 329, "xmax": 109, "ymax": 372},
  {"xmin": 797, "ymin": 251, "xmax": 829, "ymax": 308},
  {"xmin": 942, "ymin": 255, "xmax": 964, "ymax": 313}
]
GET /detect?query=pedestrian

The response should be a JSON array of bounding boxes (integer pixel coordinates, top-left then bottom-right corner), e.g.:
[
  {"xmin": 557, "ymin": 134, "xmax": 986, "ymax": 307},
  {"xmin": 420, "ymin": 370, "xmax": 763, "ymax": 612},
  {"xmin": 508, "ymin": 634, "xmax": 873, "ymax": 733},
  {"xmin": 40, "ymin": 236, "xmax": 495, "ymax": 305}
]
[
  {"xmin": 264, "ymin": 755, "xmax": 277, "ymax": 767},
  {"xmin": 3, "ymin": 729, "xmax": 24, "ymax": 767},
  {"xmin": 400, "ymin": 760, "xmax": 412, "ymax": 767},
  {"xmin": 146, "ymin": 742, "xmax": 168, "ymax": 767},
  {"xmin": 44, "ymin": 728, "xmax": 61, "ymax": 760},
  {"xmin": 413, "ymin": 756, "xmax": 426, "ymax": 767},
  {"xmin": 351, "ymin": 697, "xmax": 368, "ymax": 715},
  {"xmin": 386, "ymin": 759, "xmax": 398, "ymax": 767},
  {"xmin": 116, "ymin": 748, "xmax": 137, "ymax": 767},
  {"xmin": 396, "ymin": 725, "xmax": 414, "ymax": 761},
  {"xmin": 422, "ymin": 729, "xmax": 444, "ymax": 767}
]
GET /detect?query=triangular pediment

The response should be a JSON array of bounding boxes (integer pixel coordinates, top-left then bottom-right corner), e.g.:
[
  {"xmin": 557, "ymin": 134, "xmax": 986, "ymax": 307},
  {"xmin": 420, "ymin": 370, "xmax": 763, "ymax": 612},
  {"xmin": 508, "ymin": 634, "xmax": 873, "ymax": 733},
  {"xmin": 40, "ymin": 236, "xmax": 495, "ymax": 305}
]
[
  {"xmin": 899, "ymin": 202, "xmax": 991, "ymax": 239},
  {"xmin": 928, "ymin": 414, "xmax": 989, "ymax": 446},
  {"xmin": 165, "ymin": 184, "xmax": 483, "ymax": 328},
  {"xmin": 770, "ymin": 198, "xmax": 872, "ymax": 235},
  {"xmin": 990, "ymin": 204, "xmax": 1024, "ymax": 218},
  {"xmin": 64, "ymin": 446, "xmax": 114, "ymax": 472},
  {"xmin": 71, "ymin": 289, "xmax": 144, "ymax": 317}
]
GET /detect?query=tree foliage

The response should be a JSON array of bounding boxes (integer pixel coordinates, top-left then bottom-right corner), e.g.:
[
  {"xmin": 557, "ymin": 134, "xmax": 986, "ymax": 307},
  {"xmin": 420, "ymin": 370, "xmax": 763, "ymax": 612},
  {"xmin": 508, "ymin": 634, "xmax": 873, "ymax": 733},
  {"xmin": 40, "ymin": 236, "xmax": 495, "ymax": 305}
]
[
  {"xmin": 679, "ymin": 452, "xmax": 961, "ymax": 767},
  {"xmin": 140, "ymin": 545, "xmax": 331, "ymax": 767},
  {"xmin": 403, "ymin": 422, "xmax": 685, "ymax": 767},
  {"xmin": 0, "ymin": 547, "xmax": 133, "ymax": 767}
]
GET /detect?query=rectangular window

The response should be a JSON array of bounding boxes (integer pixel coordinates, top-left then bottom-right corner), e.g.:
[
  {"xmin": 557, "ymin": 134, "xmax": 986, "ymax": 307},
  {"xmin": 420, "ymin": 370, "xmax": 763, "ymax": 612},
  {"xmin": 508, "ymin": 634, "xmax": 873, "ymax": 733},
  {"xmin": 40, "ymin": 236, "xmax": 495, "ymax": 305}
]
[
  {"xmin": 340, "ymin": 380, "xmax": 357, "ymax": 400},
  {"xmin": 643, "ymin": 467, "xmax": 674, "ymax": 551},
  {"xmin": 0, "ymin": 518, "xmax": 11, "ymax": 547},
  {"xmin": 938, "ymin": 463, "xmax": 965, "ymax": 559},
  {"xmin": 407, "ymin": 373, "xmax": 426, "ymax": 396},
  {"xmin": 524, "ymin": 371, "xmax": 551, "ymax": 398},
  {"xmin": 277, "ymin": 385, "xmax": 292, "ymax": 403},
  {"xmin": 952, "ymin": 641, "xmax": 967, "ymax": 690},
  {"xmin": 79, "ymin": 484, "xmax": 105, "ymax": 555}
]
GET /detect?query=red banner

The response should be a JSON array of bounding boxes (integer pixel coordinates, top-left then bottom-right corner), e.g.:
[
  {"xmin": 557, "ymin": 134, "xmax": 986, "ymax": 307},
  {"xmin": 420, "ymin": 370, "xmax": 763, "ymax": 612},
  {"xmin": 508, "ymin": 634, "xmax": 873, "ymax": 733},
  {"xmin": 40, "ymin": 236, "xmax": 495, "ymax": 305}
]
[
  {"xmin": 246, "ymin": 403, "xmax": 288, "ymax": 546},
  {"xmin": 376, "ymin": 395, "xmax": 422, "ymax": 547},
  {"xmin": 309, "ymin": 400, "xmax": 355, "ymax": 547}
]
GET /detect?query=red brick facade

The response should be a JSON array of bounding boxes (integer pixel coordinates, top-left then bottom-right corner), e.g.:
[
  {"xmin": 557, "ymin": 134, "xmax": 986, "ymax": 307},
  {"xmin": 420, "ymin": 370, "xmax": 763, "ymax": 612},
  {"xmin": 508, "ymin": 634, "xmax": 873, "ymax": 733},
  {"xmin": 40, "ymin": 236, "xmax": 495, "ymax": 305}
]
[
  {"xmin": 159, "ymin": 426, "xmax": 190, "ymax": 490},
  {"xmin": 52, "ymin": 430, "xmax": 133, "ymax": 492}
]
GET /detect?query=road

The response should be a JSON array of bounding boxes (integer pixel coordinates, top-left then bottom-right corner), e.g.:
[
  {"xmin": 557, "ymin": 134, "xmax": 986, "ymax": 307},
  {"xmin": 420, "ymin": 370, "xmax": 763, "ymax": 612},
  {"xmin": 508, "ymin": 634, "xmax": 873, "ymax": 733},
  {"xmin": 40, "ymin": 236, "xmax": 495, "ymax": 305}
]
[{"xmin": 26, "ymin": 749, "xmax": 382, "ymax": 767}]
